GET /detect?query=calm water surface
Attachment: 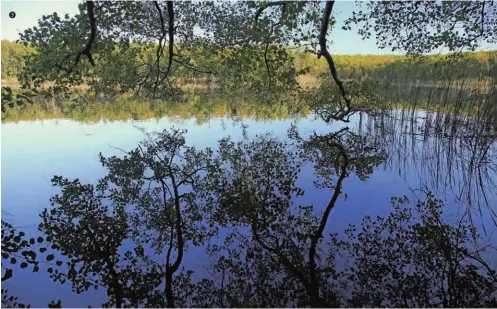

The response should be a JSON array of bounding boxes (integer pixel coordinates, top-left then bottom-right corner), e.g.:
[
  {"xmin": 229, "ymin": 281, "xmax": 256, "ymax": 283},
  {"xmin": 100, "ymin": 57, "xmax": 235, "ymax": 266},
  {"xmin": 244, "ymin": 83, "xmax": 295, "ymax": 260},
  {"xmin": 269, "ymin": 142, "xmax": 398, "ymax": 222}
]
[{"xmin": 2, "ymin": 111, "xmax": 497, "ymax": 307}]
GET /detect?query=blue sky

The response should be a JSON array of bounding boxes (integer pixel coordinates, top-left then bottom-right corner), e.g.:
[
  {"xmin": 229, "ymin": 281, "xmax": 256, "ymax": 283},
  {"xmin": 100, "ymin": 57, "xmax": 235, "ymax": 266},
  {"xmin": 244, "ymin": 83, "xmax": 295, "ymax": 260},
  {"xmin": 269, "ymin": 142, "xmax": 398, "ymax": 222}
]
[{"xmin": 1, "ymin": 1, "xmax": 496, "ymax": 55}]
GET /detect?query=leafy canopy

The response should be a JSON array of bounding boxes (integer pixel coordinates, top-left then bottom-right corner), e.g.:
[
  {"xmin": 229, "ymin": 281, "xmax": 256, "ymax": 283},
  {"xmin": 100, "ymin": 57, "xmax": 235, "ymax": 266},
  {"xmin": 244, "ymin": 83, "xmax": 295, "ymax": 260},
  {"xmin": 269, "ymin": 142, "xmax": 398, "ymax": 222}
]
[{"xmin": 15, "ymin": 1, "xmax": 495, "ymax": 115}]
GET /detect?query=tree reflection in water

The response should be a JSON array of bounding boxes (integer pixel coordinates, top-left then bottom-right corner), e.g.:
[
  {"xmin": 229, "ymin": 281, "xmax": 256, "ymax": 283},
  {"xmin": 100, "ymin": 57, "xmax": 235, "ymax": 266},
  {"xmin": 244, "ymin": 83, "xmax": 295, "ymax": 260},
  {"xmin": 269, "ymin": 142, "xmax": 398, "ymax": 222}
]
[{"xmin": 1, "ymin": 125, "xmax": 496, "ymax": 307}]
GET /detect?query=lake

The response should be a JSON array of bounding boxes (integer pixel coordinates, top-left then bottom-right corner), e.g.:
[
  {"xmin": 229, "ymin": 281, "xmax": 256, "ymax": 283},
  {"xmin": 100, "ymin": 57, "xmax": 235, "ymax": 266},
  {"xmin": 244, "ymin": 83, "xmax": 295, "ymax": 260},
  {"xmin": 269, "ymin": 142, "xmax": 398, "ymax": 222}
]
[{"xmin": 2, "ymin": 109, "xmax": 497, "ymax": 307}]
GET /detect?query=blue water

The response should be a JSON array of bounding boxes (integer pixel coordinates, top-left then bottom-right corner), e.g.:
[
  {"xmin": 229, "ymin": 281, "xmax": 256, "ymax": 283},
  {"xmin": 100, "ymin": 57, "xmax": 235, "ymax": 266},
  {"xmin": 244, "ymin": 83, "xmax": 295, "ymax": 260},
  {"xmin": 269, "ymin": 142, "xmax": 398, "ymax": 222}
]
[{"xmin": 2, "ymin": 112, "xmax": 496, "ymax": 307}]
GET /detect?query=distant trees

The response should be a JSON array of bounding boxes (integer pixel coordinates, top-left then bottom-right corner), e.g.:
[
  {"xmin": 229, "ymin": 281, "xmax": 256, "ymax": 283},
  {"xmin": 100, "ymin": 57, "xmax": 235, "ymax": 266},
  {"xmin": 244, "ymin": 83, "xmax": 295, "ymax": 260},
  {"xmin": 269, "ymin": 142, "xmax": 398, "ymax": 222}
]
[
  {"xmin": 1, "ymin": 40, "xmax": 34, "ymax": 79},
  {"xmin": 294, "ymin": 50, "xmax": 497, "ymax": 81}
]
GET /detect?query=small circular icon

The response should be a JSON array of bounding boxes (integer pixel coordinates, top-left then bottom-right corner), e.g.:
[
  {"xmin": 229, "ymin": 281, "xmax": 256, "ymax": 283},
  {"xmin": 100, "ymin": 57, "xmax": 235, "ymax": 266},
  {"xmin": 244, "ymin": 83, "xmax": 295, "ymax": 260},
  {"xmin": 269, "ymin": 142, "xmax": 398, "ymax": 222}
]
[{"xmin": 9, "ymin": 11, "xmax": 16, "ymax": 18}]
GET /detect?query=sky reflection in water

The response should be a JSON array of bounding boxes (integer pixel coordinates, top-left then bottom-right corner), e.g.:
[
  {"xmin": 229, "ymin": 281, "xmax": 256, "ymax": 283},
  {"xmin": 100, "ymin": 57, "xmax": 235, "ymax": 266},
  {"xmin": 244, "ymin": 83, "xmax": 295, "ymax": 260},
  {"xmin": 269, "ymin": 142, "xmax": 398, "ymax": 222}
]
[{"xmin": 2, "ymin": 112, "xmax": 496, "ymax": 307}]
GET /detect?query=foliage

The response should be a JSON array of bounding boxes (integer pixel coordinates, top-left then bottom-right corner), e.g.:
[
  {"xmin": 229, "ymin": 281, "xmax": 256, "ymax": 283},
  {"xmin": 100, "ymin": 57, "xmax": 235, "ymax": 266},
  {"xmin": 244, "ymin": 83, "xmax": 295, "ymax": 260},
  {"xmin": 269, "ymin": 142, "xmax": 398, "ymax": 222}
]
[
  {"xmin": 1, "ymin": 87, "xmax": 35, "ymax": 113},
  {"xmin": 345, "ymin": 1, "xmax": 497, "ymax": 55},
  {"xmin": 218, "ymin": 44, "xmax": 299, "ymax": 102},
  {"xmin": 1, "ymin": 289, "xmax": 31, "ymax": 308},
  {"xmin": 1, "ymin": 220, "xmax": 41, "ymax": 281},
  {"xmin": 3, "ymin": 48, "xmax": 495, "ymax": 125},
  {"xmin": 3, "ymin": 37, "xmax": 495, "ymax": 120},
  {"xmin": 1, "ymin": 40, "xmax": 35, "ymax": 79},
  {"xmin": 293, "ymin": 49, "xmax": 497, "ymax": 83},
  {"xmin": 16, "ymin": 1, "xmax": 323, "ymax": 100},
  {"xmin": 4, "ymin": 37, "xmax": 495, "ymax": 92},
  {"xmin": 12, "ymin": 0, "xmax": 495, "ymax": 106},
  {"xmin": 3, "ymin": 1, "xmax": 497, "ymax": 303}
]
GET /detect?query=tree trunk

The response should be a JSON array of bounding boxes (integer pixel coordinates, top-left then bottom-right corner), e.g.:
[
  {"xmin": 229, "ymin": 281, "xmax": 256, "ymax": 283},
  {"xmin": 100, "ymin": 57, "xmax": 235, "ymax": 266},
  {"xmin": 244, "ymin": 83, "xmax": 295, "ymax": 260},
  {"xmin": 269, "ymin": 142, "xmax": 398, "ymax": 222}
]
[{"xmin": 165, "ymin": 271, "xmax": 175, "ymax": 308}]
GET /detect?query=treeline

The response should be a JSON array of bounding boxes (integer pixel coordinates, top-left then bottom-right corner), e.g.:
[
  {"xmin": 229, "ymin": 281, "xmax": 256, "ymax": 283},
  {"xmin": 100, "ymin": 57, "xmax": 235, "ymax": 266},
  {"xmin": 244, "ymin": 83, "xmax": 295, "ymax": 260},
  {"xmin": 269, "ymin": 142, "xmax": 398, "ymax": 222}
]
[
  {"xmin": 2, "ymin": 39, "xmax": 496, "ymax": 82},
  {"xmin": 1, "ymin": 40, "xmax": 35, "ymax": 79},
  {"xmin": 295, "ymin": 50, "xmax": 497, "ymax": 81}
]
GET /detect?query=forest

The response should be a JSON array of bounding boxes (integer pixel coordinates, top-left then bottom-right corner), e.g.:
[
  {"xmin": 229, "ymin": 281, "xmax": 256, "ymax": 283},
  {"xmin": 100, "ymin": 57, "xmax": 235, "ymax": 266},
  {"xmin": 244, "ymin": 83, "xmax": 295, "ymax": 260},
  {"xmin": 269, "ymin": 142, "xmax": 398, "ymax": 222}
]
[{"xmin": 1, "ymin": 1, "xmax": 497, "ymax": 308}]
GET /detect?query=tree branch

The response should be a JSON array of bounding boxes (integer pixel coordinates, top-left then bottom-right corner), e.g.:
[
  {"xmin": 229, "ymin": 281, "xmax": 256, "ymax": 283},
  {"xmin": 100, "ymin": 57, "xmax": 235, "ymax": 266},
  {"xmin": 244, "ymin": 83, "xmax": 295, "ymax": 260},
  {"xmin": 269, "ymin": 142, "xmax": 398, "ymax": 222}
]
[
  {"xmin": 264, "ymin": 24, "xmax": 274, "ymax": 87},
  {"xmin": 54, "ymin": 1, "xmax": 97, "ymax": 75},
  {"xmin": 163, "ymin": 162, "xmax": 182, "ymax": 308},
  {"xmin": 165, "ymin": 165, "xmax": 183, "ymax": 274},
  {"xmin": 82, "ymin": 1, "xmax": 97, "ymax": 66},
  {"xmin": 165, "ymin": 1, "xmax": 175, "ymax": 79},
  {"xmin": 153, "ymin": 1, "xmax": 167, "ymax": 98},
  {"xmin": 172, "ymin": 58, "xmax": 216, "ymax": 75},
  {"xmin": 318, "ymin": 1, "xmax": 352, "ymax": 120},
  {"xmin": 155, "ymin": 1, "xmax": 175, "ymax": 96},
  {"xmin": 254, "ymin": 1, "xmax": 286, "ymax": 20},
  {"xmin": 480, "ymin": 1, "xmax": 485, "ymax": 38}
]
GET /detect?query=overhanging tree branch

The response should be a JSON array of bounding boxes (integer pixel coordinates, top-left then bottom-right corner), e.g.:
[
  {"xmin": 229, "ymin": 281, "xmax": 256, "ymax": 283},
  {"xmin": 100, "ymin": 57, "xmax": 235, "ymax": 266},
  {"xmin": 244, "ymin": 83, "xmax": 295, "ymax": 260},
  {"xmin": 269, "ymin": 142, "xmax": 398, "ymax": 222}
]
[
  {"xmin": 254, "ymin": 1, "xmax": 286, "ymax": 21},
  {"xmin": 250, "ymin": 220, "xmax": 312, "ymax": 292},
  {"xmin": 54, "ymin": 1, "xmax": 97, "ymax": 75},
  {"xmin": 82, "ymin": 1, "xmax": 97, "ymax": 66},
  {"xmin": 318, "ymin": 1, "xmax": 352, "ymax": 120},
  {"xmin": 165, "ymin": 1, "xmax": 175, "ymax": 79},
  {"xmin": 155, "ymin": 1, "xmax": 175, "ymax": 97},
  {"xmin": 172, "ymin": 57, "xmax": 216, "ymax": 74},
  {"xmin": 153, "ymin": 1, "xmax": 167, "ymax": 98}
]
